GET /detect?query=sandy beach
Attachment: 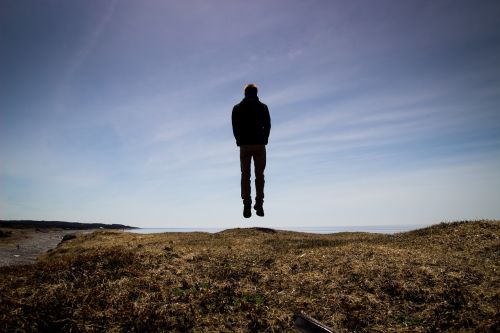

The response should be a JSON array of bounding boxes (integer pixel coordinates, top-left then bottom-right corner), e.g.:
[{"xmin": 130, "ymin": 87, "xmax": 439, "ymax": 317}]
[{"xmin": 0, "ymin": 229, "xmax": 90, "ymax": 267}]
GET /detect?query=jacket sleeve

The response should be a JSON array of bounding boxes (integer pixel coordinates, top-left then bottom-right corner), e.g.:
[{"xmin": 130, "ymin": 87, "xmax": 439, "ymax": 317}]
[
  {"xmin": 231, "ymin": 106, "xmax": 240, "ymax": 146},
  {"xmin": 263, "ymin": 105, "xmax": 271, "ymax": 144}
]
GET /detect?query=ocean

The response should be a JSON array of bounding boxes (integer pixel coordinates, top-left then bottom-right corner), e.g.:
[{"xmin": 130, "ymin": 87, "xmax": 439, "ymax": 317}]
[{"xmin": 126, "ymin": 224, "xmax": 429, "ymax": 234}]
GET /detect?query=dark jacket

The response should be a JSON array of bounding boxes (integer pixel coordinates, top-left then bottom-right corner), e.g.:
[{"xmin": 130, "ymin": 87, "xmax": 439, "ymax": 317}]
[{"xmin": 231, "ymin": 97, "xmax": 271, "ymax": 146}]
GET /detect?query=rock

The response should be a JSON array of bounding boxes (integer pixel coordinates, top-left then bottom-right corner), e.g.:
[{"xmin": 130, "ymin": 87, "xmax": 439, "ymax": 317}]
[
  {"xmin": 61, "ymin": 234, "xmax": 77, "ymax": 242},
  {"xmin": 0, "ymin": 230, "xmax": 12, "ymax": 238}
]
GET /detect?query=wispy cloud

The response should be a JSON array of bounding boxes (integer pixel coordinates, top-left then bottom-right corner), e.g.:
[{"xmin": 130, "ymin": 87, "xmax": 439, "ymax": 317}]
[{"xmin": 1, "ymin": 1, "xmax": 499, "ymax": 226}]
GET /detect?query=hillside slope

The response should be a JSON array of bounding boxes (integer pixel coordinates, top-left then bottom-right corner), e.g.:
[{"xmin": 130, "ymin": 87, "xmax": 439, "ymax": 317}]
[{"xmin": 0, "ymin": 221, "xmax": 498, "ymax": 332}]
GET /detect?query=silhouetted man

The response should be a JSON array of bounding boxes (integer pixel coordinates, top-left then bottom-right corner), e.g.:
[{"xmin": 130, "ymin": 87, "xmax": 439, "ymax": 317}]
[{"xmin": 232, "ymin": 83, "xmax": 271, "ymax": 218}]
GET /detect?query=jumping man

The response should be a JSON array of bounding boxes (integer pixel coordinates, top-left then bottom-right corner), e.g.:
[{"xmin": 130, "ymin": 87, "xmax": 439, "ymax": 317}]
[{"xmin": 231, "ymin": 84, "xmax": 271, "ymax": 218}]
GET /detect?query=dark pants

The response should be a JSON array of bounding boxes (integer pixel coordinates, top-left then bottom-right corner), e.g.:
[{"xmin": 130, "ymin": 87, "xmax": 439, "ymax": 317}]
[{"xmin": 240, "ymin": 145, "xmax": 266, "ymax": 206}]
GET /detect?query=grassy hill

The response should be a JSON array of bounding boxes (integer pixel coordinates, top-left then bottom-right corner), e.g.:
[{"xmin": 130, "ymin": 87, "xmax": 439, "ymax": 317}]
[{"xmin": 0, "ymin": 220, "xmax": 498, "ymax": 332}]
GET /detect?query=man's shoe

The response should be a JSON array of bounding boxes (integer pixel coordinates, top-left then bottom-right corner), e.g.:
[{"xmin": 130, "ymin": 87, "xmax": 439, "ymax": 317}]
[
  {"xmin": 254, "ymin": 204, "xmax": 264, "ymax": 217},
  {"xmin": 243, "ymin": 205, "xmax": 252, "ymax": 218}
]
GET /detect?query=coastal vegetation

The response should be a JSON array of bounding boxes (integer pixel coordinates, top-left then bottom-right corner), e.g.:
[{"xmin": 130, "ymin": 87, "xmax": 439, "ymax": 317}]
[{"xmin": 0, "ymin": 220, "xmax": 498, "ymax": 332}]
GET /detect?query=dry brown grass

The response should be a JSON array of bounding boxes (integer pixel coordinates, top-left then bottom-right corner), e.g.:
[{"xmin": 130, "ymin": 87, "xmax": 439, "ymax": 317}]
[{"xmin": 1, "ymin": 221, "xmax": 499, "ymax": 332}]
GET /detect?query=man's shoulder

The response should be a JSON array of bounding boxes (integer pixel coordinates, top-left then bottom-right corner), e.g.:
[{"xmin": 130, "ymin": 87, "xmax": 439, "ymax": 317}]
[
  {"xmin": 233, "ymin": 99, "xmax": 268, "ymax": 110},
  {"xmin": 257, "ymin": 101, "xmax": 269, "ymax": 112},
  {"xmin": 250, "ymin": 99, "xmax": 268, "ymax": 109}
]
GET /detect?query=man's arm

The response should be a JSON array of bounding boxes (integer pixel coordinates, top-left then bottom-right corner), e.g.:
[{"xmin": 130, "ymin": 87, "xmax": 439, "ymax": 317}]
[
  {"xmin": 231, "ymin": 106, "xmax": 240, "ymax": 146},
  {"xmin": 263, "ymin": 105, "xmax": 271, "ymax": 144}
]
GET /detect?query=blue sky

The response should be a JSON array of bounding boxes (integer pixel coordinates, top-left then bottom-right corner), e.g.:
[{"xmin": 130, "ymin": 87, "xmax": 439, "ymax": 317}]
[{"xmin": 1, "ymin": 0, "xmax": 499, "ymax": 228}]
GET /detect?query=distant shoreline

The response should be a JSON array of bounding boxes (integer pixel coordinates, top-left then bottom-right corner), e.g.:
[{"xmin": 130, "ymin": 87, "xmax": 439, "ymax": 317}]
[
  {"xmin": 0, "ymin": 229, "xmax": 92, "ymax": 267},
  {"xmin": 127, "ymin": 223, "xmax": 430, "ymax": 234},
  {"xmin": 0, "ymin": 220, "xmax": 136, "ymax": 266},
  {"xmin": 0, "ymin": 220, "xmax": 136, "ymax": 230}
]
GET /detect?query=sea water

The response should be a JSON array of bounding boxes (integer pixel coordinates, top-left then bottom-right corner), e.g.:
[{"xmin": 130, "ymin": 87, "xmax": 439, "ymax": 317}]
[{"xmin": 126, "ymin": 224, "xmax": 428, "ymax": 234}]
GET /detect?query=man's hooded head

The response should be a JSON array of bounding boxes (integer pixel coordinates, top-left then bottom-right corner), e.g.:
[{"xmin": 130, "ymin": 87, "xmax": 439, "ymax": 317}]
[{"xmin": 244, "ymin": 83, "xmax": 258, "ymax": 98}]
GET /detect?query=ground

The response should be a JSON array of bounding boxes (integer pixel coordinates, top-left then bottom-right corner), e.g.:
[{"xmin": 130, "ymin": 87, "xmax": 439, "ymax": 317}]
[{"xmin": 0, "ymin": 221, "xmax": 499, "ymax": 332}]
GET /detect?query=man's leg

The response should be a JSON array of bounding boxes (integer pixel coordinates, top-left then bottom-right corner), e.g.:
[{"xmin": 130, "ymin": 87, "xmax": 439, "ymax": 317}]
[
  {"xmin": 253, "ymin": 145, "xmax": 266, "ymax": 216},
  {"xmin": 240, "ymin": 146, "xmax": 252, "ymax": 218}
]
